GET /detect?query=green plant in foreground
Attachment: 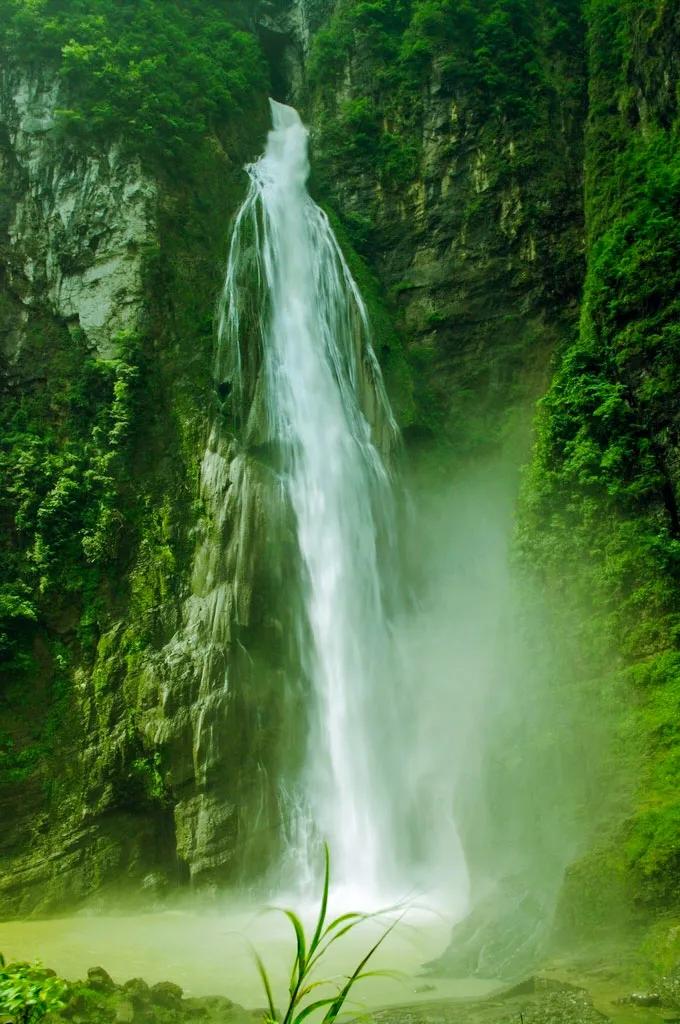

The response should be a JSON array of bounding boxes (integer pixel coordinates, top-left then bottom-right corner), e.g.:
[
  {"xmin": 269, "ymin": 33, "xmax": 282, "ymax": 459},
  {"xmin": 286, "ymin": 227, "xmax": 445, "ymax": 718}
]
[
  {"xmin": 254, "ymin": 846, "xmax": 400, "ymax": 1024},
  {"xmin": 0, "ymin": 955, "xmax": 67, "ymax": 1024}
]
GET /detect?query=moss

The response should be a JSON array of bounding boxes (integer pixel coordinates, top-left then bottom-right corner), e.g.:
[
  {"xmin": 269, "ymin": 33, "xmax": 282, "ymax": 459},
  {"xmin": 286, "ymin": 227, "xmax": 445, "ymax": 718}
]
[
  {"xmin": 306, "ymin": 0, "xmax": 585, "ymax": 462},
  {"xmin": 518, "ymin": 0, "xmax": 680, "ymax": 922}
]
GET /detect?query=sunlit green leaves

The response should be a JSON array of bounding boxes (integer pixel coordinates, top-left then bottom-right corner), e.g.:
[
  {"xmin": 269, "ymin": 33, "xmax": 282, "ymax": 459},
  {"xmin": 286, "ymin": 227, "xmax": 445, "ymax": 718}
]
[
  {"xmin": 0, "ymin": 958, "xmax": 67, "ymax": 1024},
  {"xmin": 518, "ymin": 0, "xmax": 680, "ymax": 910},
  {"xmin": 0, "ymin": 0, "xmax": 266, "ymax": 159},
  {"xmin": 254, "ymin": 845, "xmax": 401, "ymax": 1024}
]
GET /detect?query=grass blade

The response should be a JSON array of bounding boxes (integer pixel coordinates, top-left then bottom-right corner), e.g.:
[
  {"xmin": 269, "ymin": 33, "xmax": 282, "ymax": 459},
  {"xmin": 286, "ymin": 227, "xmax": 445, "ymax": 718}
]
[
  {"xmin": 292, "ymin": 996, "xmax": 341, "ymax": 1024},
  {"xmin": 309, "ymin": 905, "xmax": 404, "ymax": 974},
  {"xmin": 321, "ymin": 916, "xmax": 402, "ymax": 1024},
  {"xmin": 253, "ymin": 950, "xmax": 277, "ymax": 1022},
  {"xmin": 250, "ymin": 845, "xmax": 405, "ymax": 1024},
  {"xmin": 309, "ymin": 842, "xmax": 330, "ymax": 956},
  {"xmin": 283, "ymin": 909, "xmax": 308, "ymax": 993}
]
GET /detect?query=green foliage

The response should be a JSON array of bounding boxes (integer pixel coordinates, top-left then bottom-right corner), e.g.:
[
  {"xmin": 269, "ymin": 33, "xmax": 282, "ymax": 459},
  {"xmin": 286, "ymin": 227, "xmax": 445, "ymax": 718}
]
[
  {"xmin": 401, "ymin": 0, "xmax": 550, "ymax": 119},
  {"xmin": 254, "ymin": 845, "xmax": 399, "ymax": 1024},
  {"xmin": 0, "ymin": 583, "xmax": 36, "ymax": 672},
  {"xmin": 0, "ymin": 0, "xmax": 266, "ymax": 160},
  {"xmin": 0, "ymin": 327, "xmax": 145, "ymax": 788},
  {"xmin": 0, "ymin": 330, "xmax": 143, "ymax": 657},
  {"xmin": 518, "ymin": 0, "xmax": 680, "ymax": 913},
  {"xmin": 0, "ymin": 956, "xmax": 67, "ymax": 1024},
  {"xmin": 118, "ymin": 751, "xmax": 169, "ymax": 809},
  {"xmin": 308, "ymin": 0, "xmax": 583, "ymax": 149}
]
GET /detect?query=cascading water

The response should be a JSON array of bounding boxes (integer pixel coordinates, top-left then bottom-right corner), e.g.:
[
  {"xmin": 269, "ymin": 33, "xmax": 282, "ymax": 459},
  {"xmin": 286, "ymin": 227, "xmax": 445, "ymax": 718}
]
[{"xmin": 218, "ymin": 100, "xmax": 468, "ymax": 909}]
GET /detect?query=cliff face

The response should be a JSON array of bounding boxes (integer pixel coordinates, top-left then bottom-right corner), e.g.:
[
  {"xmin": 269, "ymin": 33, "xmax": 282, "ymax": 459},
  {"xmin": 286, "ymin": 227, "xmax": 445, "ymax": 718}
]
[
  {"xmin": 0, "ymin": 54, "xmax": 283, "ymax": 912},
  {"xmin": 0, "ymin": 65, "xmax": 166, "ymax": 913},
  {"xmin": 0, "ymin": 69, "xmax": 155, "ymax": 362},
  {"xmin": 520, "ymin": 0, "xmax": 680, "ymax": 936},
  {"xmin": 302, "ymin": 0, "xmax": 585, "ymax": 458},
  {"xmin": 1, "ymin": 0, "xmax": 679, "ymax": 963}
]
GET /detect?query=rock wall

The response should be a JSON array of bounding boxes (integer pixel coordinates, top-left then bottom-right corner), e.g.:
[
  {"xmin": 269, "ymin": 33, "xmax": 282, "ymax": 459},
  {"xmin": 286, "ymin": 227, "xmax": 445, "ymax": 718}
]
[
  {"xmin": 0, "ymin": 69, "xmax": 156, "ymax": 362},
  {"xmin": 301, "ymin": 0, "xmax": 585, "ymax": 459},
  {"xmin": 0, "ymin": 58, "xmax": 280, "ymax": 913}
]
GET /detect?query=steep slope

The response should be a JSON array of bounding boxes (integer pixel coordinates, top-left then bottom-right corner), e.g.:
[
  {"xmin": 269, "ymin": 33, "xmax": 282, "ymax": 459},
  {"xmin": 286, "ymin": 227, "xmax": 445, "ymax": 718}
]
[
  {"xmin": 519, "ymin": 0, "xmax": 680, "ymax": 940},
  {"xmin": 0, "ymin": 2, "xmax": 273, "ymax": 913},
  {"xmin": 303, "ymin": 0, "xmax": 585, "ymax": 456}
]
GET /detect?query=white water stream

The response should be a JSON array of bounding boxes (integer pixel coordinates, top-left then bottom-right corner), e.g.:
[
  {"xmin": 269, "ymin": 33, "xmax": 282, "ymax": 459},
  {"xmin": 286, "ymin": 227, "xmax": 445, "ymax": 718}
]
[{"xmin": 219, "ymin": 101, "xmax": 468, "ymax": 911}]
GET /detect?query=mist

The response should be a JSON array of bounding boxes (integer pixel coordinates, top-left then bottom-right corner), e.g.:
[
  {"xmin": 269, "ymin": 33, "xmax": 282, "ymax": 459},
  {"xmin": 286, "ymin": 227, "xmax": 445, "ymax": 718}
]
[{"xmin": 394, "ymin": 444, "xmax": 608, "ymax": 975}]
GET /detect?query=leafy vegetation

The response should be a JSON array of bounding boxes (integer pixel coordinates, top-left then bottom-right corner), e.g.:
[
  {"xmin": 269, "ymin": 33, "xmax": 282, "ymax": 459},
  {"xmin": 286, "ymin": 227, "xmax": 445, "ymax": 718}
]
[
  {"xmin": 0, "ymin": 329, "xmax": 142, "ymax": 669},
  {"xmin": 518, "ymin": 0, "xmax": 680, "ymax": 913},
  {"xmin": 0, "ymin": 956, "xmax": 67, "ymax": 1024},
  {"xmin": 0, "ymin": 0, "xmax": 266, "ymax": 160},
  {"xmin": 0, "ymin": 326, "xmax": 145, "ymax": 787},
  {"xmin": 307, "ymin": 0, "xmax": 583, "ymax": 191},
  {"xmin": 254, "ymin": 845, "xmax": 399, "ymax": 1024}
]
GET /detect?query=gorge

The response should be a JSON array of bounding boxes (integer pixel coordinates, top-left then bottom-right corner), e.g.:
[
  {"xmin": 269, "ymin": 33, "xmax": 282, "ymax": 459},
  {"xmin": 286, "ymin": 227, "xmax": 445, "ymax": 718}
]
[{"xmin": 1, "ymin": 0, "xmax": 680, "ymax": 1010}]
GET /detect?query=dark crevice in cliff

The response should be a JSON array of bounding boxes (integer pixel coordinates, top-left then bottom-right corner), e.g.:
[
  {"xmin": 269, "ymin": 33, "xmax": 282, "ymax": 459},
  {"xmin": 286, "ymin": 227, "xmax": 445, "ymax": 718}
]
[{"xmin": 257, "ymin": 23, "xmax": 299, "ymax": 103}]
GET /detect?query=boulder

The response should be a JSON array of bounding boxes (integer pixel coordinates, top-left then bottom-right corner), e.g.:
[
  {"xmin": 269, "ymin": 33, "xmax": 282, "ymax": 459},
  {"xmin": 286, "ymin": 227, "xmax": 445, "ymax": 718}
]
[
  {"xmin": 123, "ymin": 978, "xmax": 151, "ymax": 1005},
  {"xmin": 150, "ymin": 981, "xmax": 183, "ymax": 1008},
  {"xmin": 87, "ymin": 966, "xmax": 116, "ymax": 993}
]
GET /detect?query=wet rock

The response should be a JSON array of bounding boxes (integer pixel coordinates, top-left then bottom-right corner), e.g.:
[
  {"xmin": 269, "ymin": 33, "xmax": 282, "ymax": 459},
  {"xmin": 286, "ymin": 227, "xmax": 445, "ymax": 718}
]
[
  {"xmin": 201, "ymin": 996, "xmax": 234, "ymax": 1012},
  {"xmin": 141, "ymin": 873, "xmax": 169, "ymax": 895},
  {"xmin": 87, "ymin": 966, "xmax": 117, "ymax": 992},
  {"xmin": 123, "ymin": 978, "xmax": 151, "ymax": 1005},
  {"xmin": 62, "ymin": 991, "xmax": 91, "ymax": 1019},
  {"xmin": 374, "ymin": 978, "xmax": 608, "ymax": 1024},
  {"xmin": 150, "ymin": 981, "xmax": 183, "ymax": 1008}
]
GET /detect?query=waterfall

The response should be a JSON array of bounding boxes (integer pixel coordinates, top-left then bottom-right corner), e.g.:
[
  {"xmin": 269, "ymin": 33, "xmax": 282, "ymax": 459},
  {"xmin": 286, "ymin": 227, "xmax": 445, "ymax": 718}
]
[{"xmin": 218, "ymin": 100, "xmax": 468, "ymax": 907}]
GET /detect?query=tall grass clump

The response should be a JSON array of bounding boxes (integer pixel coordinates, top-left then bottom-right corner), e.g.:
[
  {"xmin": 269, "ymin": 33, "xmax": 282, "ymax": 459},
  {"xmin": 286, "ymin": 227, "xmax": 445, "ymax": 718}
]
[{"xmin": 254, "ymin": 845, "xmax": 401, "ymax": 1024}]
